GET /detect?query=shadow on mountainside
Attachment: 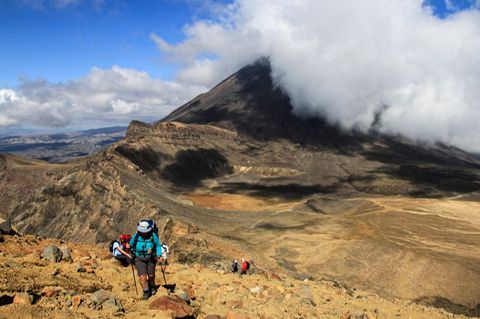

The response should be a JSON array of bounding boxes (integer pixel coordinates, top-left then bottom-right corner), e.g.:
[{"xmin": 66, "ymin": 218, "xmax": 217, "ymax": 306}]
[
  {"xmin": 212, "ymin": 182, "xmax": 340, "ymax": 200},
  {"xmin": 115, "ymin": 146, "xmax": 233, "ymax": 188},
  {"xmin": 361, "ymin": 139, "xmax": 480, "ymax": 195},
  {"xmin": 114, "ymin": 145, "xmax": 164, "ymax": 174},
  {"xmin": 162, "ymin": 149, "xmax": 233, "ymax": 187},
  {"xmin": 415, "ymin": 296, "xmax": 480, "ymax": 317}
]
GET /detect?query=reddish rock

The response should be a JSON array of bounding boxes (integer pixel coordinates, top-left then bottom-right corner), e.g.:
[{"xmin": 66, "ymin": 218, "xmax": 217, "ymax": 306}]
[
  {"xmin": 72, "ymin": 295, "xmax": 82, "ymax": 308},
  {"xmin": 225, "ymin": 311, "xmax": 250, "ymax": 319},
  {"xmin": 13, "ymin": 293, "xmax": 34, "ymax": 305},
  {"xmin": 269, "ymin": 273, "xmax": 282, "ymax": 281},
  {"xmin": 42, "ymin": 288, "xmax": 58, "ymax": 298},
  {"xmin": 203, "ymin": 316, "xmax": 224, "ymax": 319},
  {"xmin": 149, "ymin": 295, "xmax": 194, "ymax": 318}
]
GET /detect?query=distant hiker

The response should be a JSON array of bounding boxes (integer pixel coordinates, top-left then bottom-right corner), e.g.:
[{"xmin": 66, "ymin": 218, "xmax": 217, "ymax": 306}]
[
  {"xmin": 110, "ymin": 234, "xmax": 132, "ymax": 267},
  {"xmin": 240, "ymin": 257, "xmax": 250, "ymax": 275},
  {"xmin": 231, "ymin": 260, "xmax": 239, "ymax": 273},
  {"xmin": 130, "ymin": 220, "xmax": 163, "ymax": 300}
]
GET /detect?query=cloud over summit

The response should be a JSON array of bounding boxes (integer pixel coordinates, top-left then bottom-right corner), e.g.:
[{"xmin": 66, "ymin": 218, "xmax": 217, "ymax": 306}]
[{"xmin": 153, "ymin": 0, "xmax": 480, "ymax": 151}]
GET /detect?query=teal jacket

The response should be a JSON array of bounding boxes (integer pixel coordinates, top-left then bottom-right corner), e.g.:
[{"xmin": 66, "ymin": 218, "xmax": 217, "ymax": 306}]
[{"xmin": 130, "ymin": 232, "xmax": 163, "ymax": 257}]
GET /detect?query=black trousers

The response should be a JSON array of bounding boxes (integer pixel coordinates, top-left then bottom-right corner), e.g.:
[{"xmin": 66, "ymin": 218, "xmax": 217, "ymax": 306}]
[{"xmin": 114, "ymin": 255, "xmax": 131, "ymax": 267}]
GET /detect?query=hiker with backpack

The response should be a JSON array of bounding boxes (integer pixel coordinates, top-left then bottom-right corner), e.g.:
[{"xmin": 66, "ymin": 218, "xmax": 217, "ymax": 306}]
[
  {"xmin": 240, "ymin": 256, "xmax": 250, "ymax": 275},
  {"xmin": 110, "ymin": 234, "xmax": 132, "ymax": 267},
  {"xmin": 130, "ymin": 220, "xmax": 163, "ymax": 300},
  {"xmin": 231, "ymin": 259, "xmax": 239, "ymax": 273}
]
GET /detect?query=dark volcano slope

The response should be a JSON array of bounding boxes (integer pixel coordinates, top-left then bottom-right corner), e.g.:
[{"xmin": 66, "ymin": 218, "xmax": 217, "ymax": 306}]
[
  {"xmin": 162, "ymin": 59, "xmax": 364, "ymax": 149},
  {"xmin": 160, "ymin": 60, "xmax": 480, "ymax": 196}
]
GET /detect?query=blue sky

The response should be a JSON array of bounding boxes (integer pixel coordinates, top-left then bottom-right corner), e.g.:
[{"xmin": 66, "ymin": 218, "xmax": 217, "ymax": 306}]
[
  {"xmin": 0, "ymin": 0, "xmax": 231, "ymax": 87},
  {"xmin": 424, "ymin": 0, "xmax": 479, "ymax": 16}
]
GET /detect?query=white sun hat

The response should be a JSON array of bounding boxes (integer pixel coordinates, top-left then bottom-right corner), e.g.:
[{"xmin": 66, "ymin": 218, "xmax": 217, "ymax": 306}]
[{"xmin": 137, "ymin": 221, "xmax": 152, "ymax": 233}]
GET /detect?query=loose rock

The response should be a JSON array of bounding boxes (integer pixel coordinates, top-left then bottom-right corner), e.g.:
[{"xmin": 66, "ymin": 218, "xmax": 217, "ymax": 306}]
[
  {"xmin": 71, "ymin": 295, "xmax": 82, "ymax": 309},
  {"xmin": 250, "ymin": 286, "xmax": 263, "ymax": 295},
  {"xmin": 13, "ymin": 293, "xmax": 34, "ymax": 305},
  {"xmin": 90, "ymin": 289, "xmax": 113, "ymax": 307},
  {"xmin": 76, "ymin": 263, "xmax": 86, "ymax": 273},
  {"xmin": 149, "ymin": 295, "xmax": 194, "ymax": 318},
  {"xmin": 42, "ymin": 245, "xmax": 63, "ymax": 263},
  {"xmin": 51, "ymin": 267, "xmax": 60, "ymax": 277},
  {"xmin": 61, "ymin": 247, "xmax": 73, "ymax": 263},
  {"xmin": 102, "ymin": 297, "xmax": 124, "ymax": 312}
]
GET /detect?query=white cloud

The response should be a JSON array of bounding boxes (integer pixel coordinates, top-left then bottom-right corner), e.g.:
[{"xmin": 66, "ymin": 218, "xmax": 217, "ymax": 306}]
[
  {"xmin": 150, "ymin": 0, "xmax": 480, "ymax": 152},
  {"xmin": 0, "ymin": 115, "xmax": 17, "ymax": 127},
  {"xmin": 0, "ymin": 66, "xmax": 206, "ymax": 128},
  {"xmin": 445, "ymin": 0, "xmax": 456, "ymax": 11}
]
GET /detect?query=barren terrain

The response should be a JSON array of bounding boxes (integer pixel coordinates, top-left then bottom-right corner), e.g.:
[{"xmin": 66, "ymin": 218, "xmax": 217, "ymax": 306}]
[
  {"xmin": 1, "ymin": 61, "xmax": 480, "ymax": 317},
  {"xmin": 0, "ymin": 232, "xmax": 474, "ymax": 319}
]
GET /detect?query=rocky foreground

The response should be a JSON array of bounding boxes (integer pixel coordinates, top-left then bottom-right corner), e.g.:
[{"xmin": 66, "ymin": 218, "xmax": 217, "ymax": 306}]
[{"xmin": 0, "ymin": 232, "xmax": 471, "ymax": 319}]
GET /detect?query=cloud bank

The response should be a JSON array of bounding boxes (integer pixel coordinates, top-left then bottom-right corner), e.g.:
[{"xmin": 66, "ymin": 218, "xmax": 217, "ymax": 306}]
[
  {"xmin": 151, "ymin": 0, "xmax": 480, "ymax": 151},
  {"xmin": 0, "ymin": 66, "xmax": 205, "ymax": 129},
  {"xmin": 3, "ymin": 0, "xmax": 480, "ymax": 152}
]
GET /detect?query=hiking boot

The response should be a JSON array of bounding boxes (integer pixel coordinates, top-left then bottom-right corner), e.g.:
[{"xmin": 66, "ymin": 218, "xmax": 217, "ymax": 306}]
[
  {"xmin": 150, "ymin": 286, "xmax": 157, "ymax": 296},
  {"xmin": 142, "ymin": 289, "xmax": 151, "ymax": 300}
]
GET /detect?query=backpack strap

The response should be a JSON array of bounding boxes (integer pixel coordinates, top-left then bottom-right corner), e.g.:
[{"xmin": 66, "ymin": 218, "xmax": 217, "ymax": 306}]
[
  {"xmin": 151, "ymin": 234, "xmax": 157, "ymax": 258},
  {"xmin": 132, "ymin": 233, "xmax": 139, "ymax": 258}
]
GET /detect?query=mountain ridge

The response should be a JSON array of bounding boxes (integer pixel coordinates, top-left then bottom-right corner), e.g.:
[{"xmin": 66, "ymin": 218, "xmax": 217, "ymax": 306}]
[{"xmin": 1, "ymin": 60, "xmax": 480, "ymax": 313}]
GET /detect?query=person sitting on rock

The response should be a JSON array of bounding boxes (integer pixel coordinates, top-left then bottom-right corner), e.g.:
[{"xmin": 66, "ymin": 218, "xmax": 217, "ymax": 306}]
[
  {"xmin": 112, "ymin": 234, "xmax": 132, "ymax": 267},
  {"xmin": 130, "ymin": 220, "xmax": 164, "ymax": 300},
  {"xmin": 161, "ymin": 243, "xmax": 169, "ymax": 265}
]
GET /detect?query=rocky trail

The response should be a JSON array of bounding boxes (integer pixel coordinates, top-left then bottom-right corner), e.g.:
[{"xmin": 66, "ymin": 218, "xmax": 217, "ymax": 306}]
[{"xmin": 0, "ymin": 232, "xmax": 473, "ymax": 319}]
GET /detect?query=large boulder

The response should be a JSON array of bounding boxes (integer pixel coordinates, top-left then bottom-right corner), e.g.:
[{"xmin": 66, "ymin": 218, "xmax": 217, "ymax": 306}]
[
  {"xmin": 149, "ymin": 295, "xmax": 194, "ymax": 318},
  {"xmin": 41, "ymin": 245, "xmax": 63, "ymax": 263}
]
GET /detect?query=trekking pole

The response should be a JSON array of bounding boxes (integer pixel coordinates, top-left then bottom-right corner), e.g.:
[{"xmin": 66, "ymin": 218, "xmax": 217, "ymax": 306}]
[
  {"xmin": 160, "ymin": 262, "xmax": 168, "ymax": 285},
  {"xmin": 131, "ymin": 263, "xmax": 138, "ymax": 295}
]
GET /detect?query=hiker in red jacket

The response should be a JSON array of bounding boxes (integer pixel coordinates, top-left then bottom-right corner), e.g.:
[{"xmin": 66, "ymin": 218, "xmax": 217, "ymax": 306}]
[{"xmin": 240, "ymin": 256, "xmax": 250, "ymax": 275}]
